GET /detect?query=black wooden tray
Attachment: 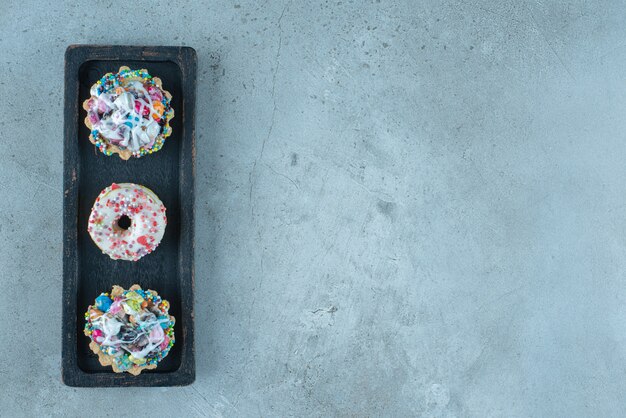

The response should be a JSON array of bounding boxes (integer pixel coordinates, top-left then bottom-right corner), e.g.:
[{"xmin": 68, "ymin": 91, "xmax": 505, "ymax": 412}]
[{"xmin": 62, "ymin": 45, "xmax": 196, "ymax": 387}]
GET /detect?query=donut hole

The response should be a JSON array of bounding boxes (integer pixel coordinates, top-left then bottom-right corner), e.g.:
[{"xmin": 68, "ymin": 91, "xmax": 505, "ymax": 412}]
[{"xmin": 116, "ymin": 215, "xmax": 132, "ymax": 230}]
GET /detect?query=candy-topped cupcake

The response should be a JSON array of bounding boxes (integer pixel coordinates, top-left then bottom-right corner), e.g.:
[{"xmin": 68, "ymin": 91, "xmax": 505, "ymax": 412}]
[
  {"xmin": 83, "ymin": 66, "xmax": 174, "ymax": 159},
  {"xmin": 84, "ymin": 284, "xmax": 175, "ymax": 375}
]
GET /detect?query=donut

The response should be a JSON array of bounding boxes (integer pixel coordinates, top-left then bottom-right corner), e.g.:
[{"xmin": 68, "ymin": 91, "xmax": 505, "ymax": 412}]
[
  {"xmin": 84, "ymin": 284, "xmax": 175, "ymax": 375},
  {"xmin": 88, "ymin": 183, "xmax": 167, "ymax": 261},
  {"xmin": 83, "ymin": 66, "xmax": 174, "ymax": 160}
]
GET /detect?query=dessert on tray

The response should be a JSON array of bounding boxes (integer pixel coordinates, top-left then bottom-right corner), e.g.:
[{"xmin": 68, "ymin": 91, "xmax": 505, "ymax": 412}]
[
  {"xmin": 84, "ymin": 284, "xmax": 175, "ymax": 375},
  {"xmin": 83, "ymin": 66, "xmax": 174, "ymax": 159},
  {"xmin": 87, "ymin": 183, "xmax": 167, "ymax": 261}
]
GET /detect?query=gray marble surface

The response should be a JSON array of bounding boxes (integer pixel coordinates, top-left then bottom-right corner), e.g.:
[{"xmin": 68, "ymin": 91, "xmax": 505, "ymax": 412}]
[{"xmin": 2, "ymin": 0, "xmax": 626, "ymax": 416}]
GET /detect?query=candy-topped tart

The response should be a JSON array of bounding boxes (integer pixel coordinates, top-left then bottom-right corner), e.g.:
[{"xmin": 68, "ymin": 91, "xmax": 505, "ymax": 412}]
[
  {"xmin": 84, "ymin": 284, "xmax": 175, "ymax": 375},
  {"xmin": 83, "ymin": 66, "xmax": 174, "ymax": 159}
]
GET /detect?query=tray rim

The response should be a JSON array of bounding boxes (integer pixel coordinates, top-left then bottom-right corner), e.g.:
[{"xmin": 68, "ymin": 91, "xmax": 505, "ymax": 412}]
[{"xmin": 61, "ymin": 44, "xmax": 196, "ymax": 387}]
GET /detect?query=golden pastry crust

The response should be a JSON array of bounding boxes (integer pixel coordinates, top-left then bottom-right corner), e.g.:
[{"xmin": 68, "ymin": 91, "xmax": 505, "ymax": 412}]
[{"xmin": 87, "ymin": 340, "xmax": 157, "ymax": 375}]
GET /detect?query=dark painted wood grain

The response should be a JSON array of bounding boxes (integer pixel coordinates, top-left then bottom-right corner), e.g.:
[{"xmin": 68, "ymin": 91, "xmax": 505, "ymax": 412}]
[{"xmin": 62, "ymin": 45, "xmax": 196, "ymax": 387}]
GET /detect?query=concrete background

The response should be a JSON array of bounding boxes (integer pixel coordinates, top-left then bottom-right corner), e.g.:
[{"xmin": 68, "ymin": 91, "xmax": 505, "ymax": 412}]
[{"xmin": 1, "ymin": 0, "xmax": 626, "ymax": 416}]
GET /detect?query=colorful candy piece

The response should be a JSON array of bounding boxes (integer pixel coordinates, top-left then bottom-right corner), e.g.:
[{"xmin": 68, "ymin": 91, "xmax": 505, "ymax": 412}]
[
  {"xmin": 88, "ymin": 112, "xmax": 100, "ymax": 125},
  {"xmin": 126, "ymin": 291, "xmax": 144, "ymax": 304},
  {"xmin": 128, "ymin": 354, "xmax": 147, "ymax": 365},
  {"xmin": 147, "ymin": 85, "xmax": 163, "ymax": 101},
  {"xmin": 160, "ymin": 335, "xmax": 170, "ymax": 350},
  {"xmin": 159, "ymin": 315, "xmax": 170, "ymax": 329},
  {"xmin": 149, "ymin": 325, "xmax": 164, "ymax": 343},
  {"xmin": 158, "ymin": 300, "xmax": 170, "ymax": 312},
  {"xmin": 124, "ymin": 291, "xmax": 144, "ymax": 313},
  {"xmin": 95, "ymin": 295, "xmax": 112, "ymax": 312},
  {"xmin": 108, "ymin": 300, "xmax": 122, "ymax": 315},
  {"xmin": 97, "ymin": 98, "xmax": 109, "ymax": 113},
  {"xmin": 123, "ymin": 301, "xmax": 140, "ymax": 315},
  {"xmin": 91, "ymin": 329, "xmax": 104, "ymax": 343}
]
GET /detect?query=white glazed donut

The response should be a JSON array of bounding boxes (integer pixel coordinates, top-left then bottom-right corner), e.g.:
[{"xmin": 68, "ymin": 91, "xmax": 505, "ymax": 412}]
[{"xmin": 88, "ymin": 183, "xmax": 167, "ymax": 261}]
